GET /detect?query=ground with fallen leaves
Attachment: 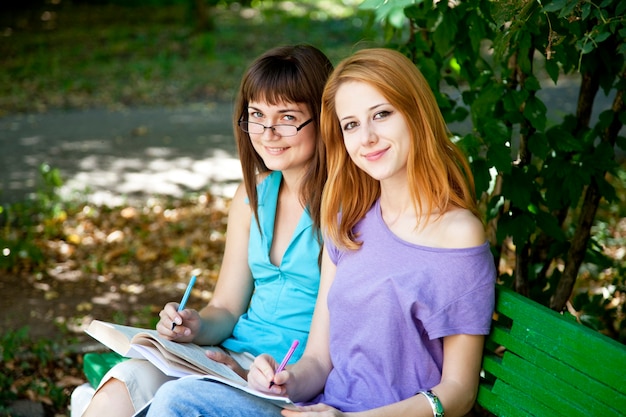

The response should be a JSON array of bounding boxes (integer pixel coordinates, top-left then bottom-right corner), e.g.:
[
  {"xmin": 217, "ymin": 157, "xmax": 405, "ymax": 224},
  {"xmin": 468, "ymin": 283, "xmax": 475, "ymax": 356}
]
[{"xmin": 0, "ymin": 192, "xmax": 230, "ymax": 415}]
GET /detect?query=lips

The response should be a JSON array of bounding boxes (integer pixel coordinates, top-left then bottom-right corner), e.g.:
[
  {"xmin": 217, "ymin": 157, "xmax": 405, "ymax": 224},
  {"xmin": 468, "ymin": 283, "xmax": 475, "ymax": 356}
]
[
  {"xmin": 265, "ymin": 146, "xmax": 289, "ymax": 155},
  {"xmin": 363, "ymin": 147, "xmax": 388, "ymax": 161}
]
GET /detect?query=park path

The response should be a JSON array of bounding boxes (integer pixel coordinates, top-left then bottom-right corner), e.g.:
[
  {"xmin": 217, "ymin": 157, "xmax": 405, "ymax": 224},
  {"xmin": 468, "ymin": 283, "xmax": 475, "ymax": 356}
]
[{"xmin": 0, "ymin": 101, "xmax": 242, "ymax": 206}]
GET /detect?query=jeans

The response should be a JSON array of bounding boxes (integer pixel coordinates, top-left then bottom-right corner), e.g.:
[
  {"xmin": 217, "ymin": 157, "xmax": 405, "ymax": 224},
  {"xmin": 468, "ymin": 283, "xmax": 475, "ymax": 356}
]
[{"xmin": 144, "ymin": 378, "xmax": 284, "ymax": 417}]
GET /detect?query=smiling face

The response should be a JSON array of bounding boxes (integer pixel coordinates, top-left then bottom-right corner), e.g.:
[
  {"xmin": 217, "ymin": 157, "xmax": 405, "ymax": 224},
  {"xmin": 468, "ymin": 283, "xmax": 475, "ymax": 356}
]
[
  {"xmin": 246, "ymin": 99, "xmax": 316, "ymax": 176},
  {"xmin": 334, "ymin": 81, "xmax": 411, "ymax": 185}
]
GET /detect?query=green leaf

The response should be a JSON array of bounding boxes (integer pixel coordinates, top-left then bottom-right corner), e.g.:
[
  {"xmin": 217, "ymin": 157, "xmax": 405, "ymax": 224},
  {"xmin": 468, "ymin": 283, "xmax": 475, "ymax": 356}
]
[
  {"xmin": 535, "ymin": 210, "xmax": 565, "ymax": 241},
  {"xmin": 486, "ymin": 194, "xmax": 504, "ymax": 219},
  {"xmin": 360, "ymin": 0, "xmax": 419, "ymax": 27},
  {"xmin": 595, "ymin": 175, "xmax": 617, "ymax": 203},
  {"xmin": 467, "ymin": 12, "xmax": 487, "ymax": 53},
  {"xmin": 528, "ymin": 132, "xmax": 549, "ymax": 159},
  {"xmin": 582, "ymin": 142, "xmax": 617, "ymax": 173},
  {"xmin": 471, "ymin": 83, "xmax": 505, "ymax": 125},
  {"xmin": 433, "ymin": 13, "xmax": 456, "ymax": 55},
  {"xmin": 470, "ymin": 158, "xmax": 493, "ymax": 197},
  {"xmin": 581, "ymin": 2, "xmax": 591, "ymax": 20},
  {"xmin": 415, "ymin": 56, "xmax": 440, "ymax": 92},
  {"xmin": 542, "ymin": 0, "xmax": 568, "ymax": 13},
  {"xmin": 594, "ymin": 31, "xmax": 611, "ymax": 44},
  {"xmin": 558, "ymin": 0, "xmax": 579, "ymax": 18},
  {"xmin": 497, "ymin": 211, "xmax": 536, "ymax": 249},
  {"xmin": 449, "ymin": 105, "xmax": 469, "ymax": 123},
  {"xmin": 502, "ymin": 168, "xmax": 535, "ymax": 209},
  {"xmin": 544, "ymin": 59, "xmax": 560, "ymax": 84},
  {"xmin": 546, "ymin": 126, "xmax": 583, "ymax": 152},
  {"xmin": 503, "ymin": 89, "xmax": 529, "ymax": 112},
  {"xmin": 516, "ymin": 31, "xmax": 533, "ymax": 73},
  {"xmin": 447, "ymin": 58, "xmax": 461, "ymax": 77},
  {"xmin": 389, "ymin": 6, "xmax": 409, "ymax": 27},
  {"xmin": 523, "ymin": 96, "xmax": 547, "ymax": 131},
  {"xmin": 357, "ymin": 0, "xmax": 381, "ymax": 10},
  {"xmin": 483, "ymin": 119, "xmax": 511, "ymax": 145},
  {"xmin": 566, "ymin": 170, "xmax": 587, "ymax": 207},
  {"xmin": 577, "ymin": 37, "xmax": 595, "ymax": 54},
  {"xmin": 524, "ymin": 76, "xmax": 541, "ymax": 92},
  {"xmin": 597, "ymin": 109, "xmax": 615, "ymax": 129},
  {"xmin": 457, "ymin": 133, "xmax": 483, "ymax": 155},
  {"xmin": 543, "ymin": 156, "xmax": 586, "ymax": 209},
  {"xmin": 487, "ymin": 143, "xmax": 513, "ymax": 174}
]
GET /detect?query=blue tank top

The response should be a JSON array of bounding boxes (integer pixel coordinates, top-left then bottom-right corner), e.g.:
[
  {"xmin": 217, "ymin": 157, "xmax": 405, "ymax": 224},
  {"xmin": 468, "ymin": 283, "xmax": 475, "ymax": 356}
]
[{"xmin": 221, "ymin": 171, "xmax": 321, "ymax": 363}]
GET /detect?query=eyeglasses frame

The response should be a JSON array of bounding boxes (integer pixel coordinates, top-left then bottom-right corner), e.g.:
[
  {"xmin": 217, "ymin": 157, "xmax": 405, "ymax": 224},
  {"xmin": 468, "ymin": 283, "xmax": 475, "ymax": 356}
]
[{"xmin": 238, "ymin": 118, "xmax": 313, "ymax": 137}]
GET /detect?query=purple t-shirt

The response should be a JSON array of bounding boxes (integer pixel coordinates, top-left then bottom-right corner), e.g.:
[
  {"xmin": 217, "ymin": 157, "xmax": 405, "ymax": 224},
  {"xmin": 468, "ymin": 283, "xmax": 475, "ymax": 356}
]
[{"xmin": 314, "ymin": 199, "xmax": 496, "ymax": 412}]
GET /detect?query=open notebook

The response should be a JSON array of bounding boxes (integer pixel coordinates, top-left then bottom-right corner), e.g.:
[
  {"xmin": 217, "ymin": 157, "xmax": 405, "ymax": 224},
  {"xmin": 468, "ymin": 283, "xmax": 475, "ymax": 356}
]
[{"xmin": 86, "ymin": 320, "xmax": 299, "ymax": 412}]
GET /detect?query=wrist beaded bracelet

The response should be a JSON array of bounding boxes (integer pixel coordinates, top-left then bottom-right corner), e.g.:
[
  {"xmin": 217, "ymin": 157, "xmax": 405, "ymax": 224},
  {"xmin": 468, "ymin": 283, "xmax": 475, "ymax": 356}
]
[{"xmin": 419, "ymin": 390, "xmax": 444, "ymax": 417}]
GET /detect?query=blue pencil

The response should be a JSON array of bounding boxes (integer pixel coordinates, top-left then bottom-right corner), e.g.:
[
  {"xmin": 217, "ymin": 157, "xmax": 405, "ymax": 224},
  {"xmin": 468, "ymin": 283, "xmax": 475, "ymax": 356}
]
[{"xmin": 171, "ymin": 275, "xmax": 196, "ymax": 330}]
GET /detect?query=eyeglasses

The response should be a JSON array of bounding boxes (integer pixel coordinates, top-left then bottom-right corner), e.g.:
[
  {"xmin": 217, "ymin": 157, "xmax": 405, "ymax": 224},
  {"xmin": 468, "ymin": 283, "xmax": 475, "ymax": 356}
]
[{"xmin": 238, "ymin": 119, "xmax": 313, "ymax": 137}]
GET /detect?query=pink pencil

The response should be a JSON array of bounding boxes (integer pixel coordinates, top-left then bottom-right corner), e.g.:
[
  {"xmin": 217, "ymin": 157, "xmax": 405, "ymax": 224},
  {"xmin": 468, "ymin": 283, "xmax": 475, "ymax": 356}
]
[{"xmin": 269, "ymin": 340, "xmax": 299, "ymax": 388}]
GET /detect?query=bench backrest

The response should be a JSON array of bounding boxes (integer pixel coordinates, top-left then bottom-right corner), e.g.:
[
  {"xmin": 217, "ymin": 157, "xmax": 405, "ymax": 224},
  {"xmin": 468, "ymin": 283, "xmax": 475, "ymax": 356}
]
[{"xmin": 477, "ymin": 285, "xmax": 626, "ymax": 416}]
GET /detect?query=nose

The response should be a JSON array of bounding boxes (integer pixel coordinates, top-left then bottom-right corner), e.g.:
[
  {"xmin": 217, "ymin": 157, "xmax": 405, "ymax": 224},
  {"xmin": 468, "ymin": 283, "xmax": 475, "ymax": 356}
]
[
  {"xmin": 261, "ymin": 126, "xmax": 280, "ymax": 140},
  {"xmin": 360, "ymin": 122, "xmax": 377, "ymax": 145}
]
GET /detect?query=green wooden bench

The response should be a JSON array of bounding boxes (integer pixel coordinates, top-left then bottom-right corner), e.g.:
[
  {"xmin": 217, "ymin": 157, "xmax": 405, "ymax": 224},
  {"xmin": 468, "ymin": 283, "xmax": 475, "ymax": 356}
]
[
  {"xmin": 82, "ymin": 351, "xmax": 128, "ymax": 389},
  {"xmin": 81, "ymin": 285, "xmax": 626, "ymax": 416},
  {"xmin": 477, "ymin": 285, "xmax": 626, "ymax": 416}
]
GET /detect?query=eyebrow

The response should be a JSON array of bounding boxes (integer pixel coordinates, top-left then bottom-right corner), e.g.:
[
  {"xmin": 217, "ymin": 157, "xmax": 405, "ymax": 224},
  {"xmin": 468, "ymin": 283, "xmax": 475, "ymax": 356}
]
[
  {"xmin": 247, "ymin": 105, "xmax": 305, "ymax": 114},
  {"xmin": 339, "ymin": 103, "xmax": 389, "ymax": 122}
]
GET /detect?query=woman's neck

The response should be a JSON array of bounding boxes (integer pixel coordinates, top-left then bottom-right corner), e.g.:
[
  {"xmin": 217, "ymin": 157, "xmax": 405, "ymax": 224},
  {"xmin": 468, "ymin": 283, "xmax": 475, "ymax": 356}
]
[
  {"xmin": 278, "ymin": 168, "xmax": 305, "ymax": 204},
  {"xmin": 378, "ymin": 180, "xmax": 414, "ymax": 229},
  {"xmin": 379, "ymin": 176, "xmax": 413, "ymax": 215}
]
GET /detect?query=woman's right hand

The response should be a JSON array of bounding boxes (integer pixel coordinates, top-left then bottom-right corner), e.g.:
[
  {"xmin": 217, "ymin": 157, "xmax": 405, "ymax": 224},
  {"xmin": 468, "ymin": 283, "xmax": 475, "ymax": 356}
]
[
  {"xmin": 156, "ymin": 301, "xmax": 202, "ymax": 342},
  {"xmin": 248, "ymin": 354, "xmax": 290, "ymax": 396}
]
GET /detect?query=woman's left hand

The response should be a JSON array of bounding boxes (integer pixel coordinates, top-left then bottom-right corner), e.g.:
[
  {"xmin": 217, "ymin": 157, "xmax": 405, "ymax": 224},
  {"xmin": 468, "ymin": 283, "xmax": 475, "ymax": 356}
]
[
  {"xmin": 205, "ymin": 349, "xmax": 247, "ymax": 380},
  {"xmin": 282, "ymin": 403, "xmax": 346, "ymax": 417}
]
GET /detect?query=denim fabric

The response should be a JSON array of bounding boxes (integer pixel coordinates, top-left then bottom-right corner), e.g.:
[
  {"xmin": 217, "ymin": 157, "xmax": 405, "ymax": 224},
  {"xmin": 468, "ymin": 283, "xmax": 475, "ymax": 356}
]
[{"xmin": 144, "ymin": 378, "xmax": 283, "ymax": 417}]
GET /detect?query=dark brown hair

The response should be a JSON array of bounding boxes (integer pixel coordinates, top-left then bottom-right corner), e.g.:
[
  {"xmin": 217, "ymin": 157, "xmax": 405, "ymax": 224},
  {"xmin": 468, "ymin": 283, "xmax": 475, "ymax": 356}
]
[{"xmin": 233, "ymin": 44, "xmax": 333, "ymax": 233}]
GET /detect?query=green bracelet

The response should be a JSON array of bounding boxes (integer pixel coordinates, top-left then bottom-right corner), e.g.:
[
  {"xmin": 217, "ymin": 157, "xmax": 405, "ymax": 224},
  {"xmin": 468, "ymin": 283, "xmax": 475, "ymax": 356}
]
[{"xmin": 419, "ymin": 390, "xmax": 444, "ymax": 417}]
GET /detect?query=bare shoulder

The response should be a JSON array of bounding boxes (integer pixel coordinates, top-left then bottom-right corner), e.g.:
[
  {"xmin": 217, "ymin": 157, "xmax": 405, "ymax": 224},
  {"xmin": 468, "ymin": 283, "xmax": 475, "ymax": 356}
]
[
  {"xmin": 231, "ymin": 182, "xmax": 248, "ymax": 204},
  {"xmin": 437, "ymin": 208, "xmax": 486, "ymax": 249},
  {"xmin": 231, "ymin": 171, "xmax": 270, "ymax": 203},
  {"xmin": 229, "ymin": 170, "xmax": 274, "ymax": 218},
  {"xmin": 228, "ymin": 182, "xmax": 252, "ymax": 219}
]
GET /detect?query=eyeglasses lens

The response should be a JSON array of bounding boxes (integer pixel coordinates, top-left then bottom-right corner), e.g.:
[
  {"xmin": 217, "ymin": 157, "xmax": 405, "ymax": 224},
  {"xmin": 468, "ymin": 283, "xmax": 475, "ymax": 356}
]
[{"xmin": 240, "ymin": 122, "xmax": 297, "ymax": 137}]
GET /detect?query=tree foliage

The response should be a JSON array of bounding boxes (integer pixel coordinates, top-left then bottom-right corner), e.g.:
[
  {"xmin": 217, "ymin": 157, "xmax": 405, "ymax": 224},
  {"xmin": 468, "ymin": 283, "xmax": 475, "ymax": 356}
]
[{"xmin": 361, "ymin": 0, "xmax": 625, "ymax": 335}]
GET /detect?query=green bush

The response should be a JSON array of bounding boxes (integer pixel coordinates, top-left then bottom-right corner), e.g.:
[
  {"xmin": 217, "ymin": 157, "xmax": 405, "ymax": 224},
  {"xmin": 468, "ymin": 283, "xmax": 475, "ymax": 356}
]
[{"xmin": 362, "ymin": 0, "xmax": 625, "ymax": 341}]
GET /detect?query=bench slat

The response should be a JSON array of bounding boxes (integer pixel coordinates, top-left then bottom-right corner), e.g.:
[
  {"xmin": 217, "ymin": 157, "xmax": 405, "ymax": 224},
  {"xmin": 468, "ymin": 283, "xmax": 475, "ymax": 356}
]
[
  {"xmin": 490, "ymin": 349, "xmax": 622, "ymax": 416},
  {"xmin": 495, "ymin": 287, "xmax": 626, "ymax": 391},
  {"xmin": 83, "ymin": 351, "xmax": 128, "ymax": 388},
  {"xmin": 477, "ymin": 286, "xmax": 626, "ymax": 416},
  {"xmin": 489, "ymin": 377, "xmax": 565, "ymax": 416},
  {"xmin": 488, "ymin": 325, "xmax": 626, "ymax": 412},
  {"xmin": 483, "ymin": 355, "xmax": 589, "ymax": 417},
  {"xmin": 507, "ymin": 318, "xmax": 626, "ymax": 394},
  {"xmin": 478, "ymin": 382, "xmax": 545, "ymax": 417}
]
